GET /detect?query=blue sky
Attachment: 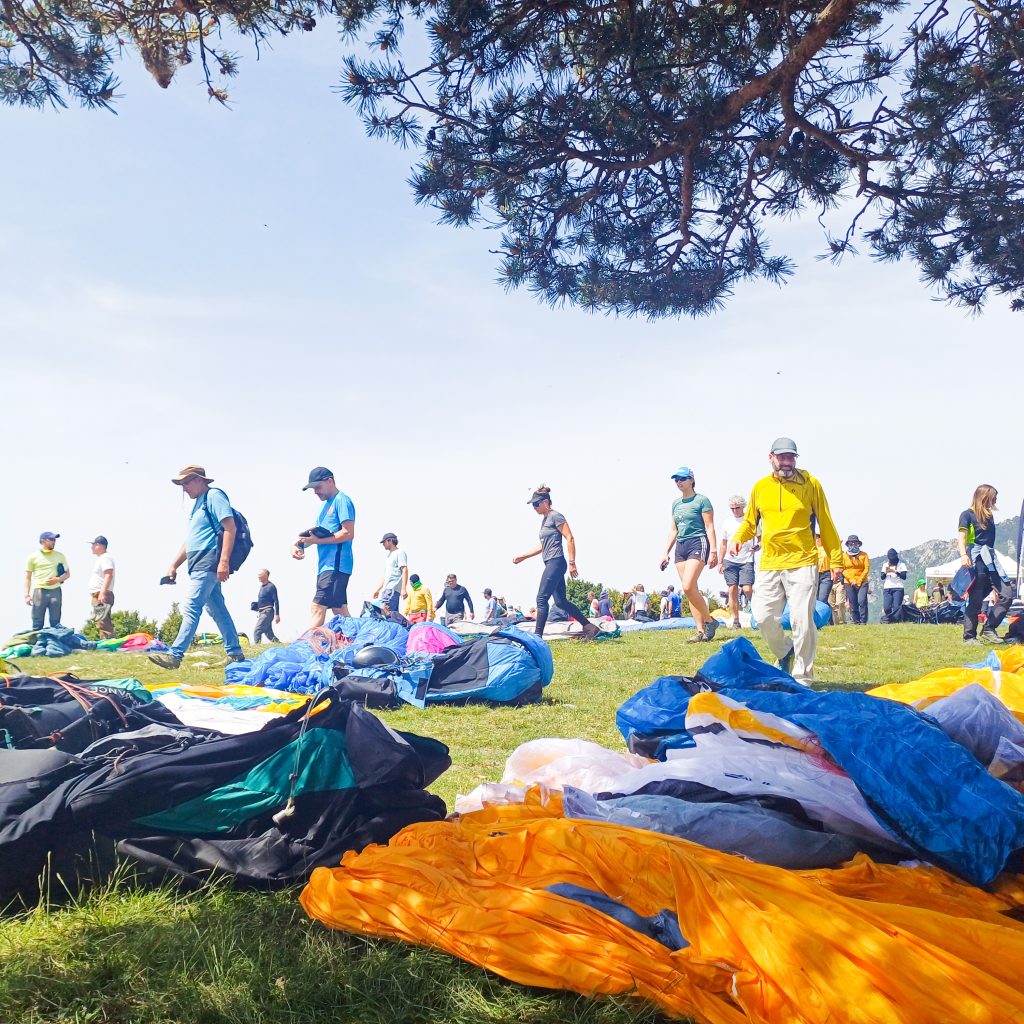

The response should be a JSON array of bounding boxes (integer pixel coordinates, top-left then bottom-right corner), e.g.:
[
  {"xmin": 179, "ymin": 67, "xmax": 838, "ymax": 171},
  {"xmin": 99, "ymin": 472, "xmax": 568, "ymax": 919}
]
[{"xmin": 2, "ymin": 25, "xmax": 1019, "ymax": 642}]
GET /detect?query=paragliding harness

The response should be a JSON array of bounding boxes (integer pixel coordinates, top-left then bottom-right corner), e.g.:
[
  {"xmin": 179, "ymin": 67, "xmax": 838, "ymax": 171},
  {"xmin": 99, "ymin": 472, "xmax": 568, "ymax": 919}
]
[
  {"xmin": 202, "ymin": 488, "xmax": 253, "ymax": 573},
  {"xmin": 0, "ymin": 675, "xmax": 152, "ymax": 752}
]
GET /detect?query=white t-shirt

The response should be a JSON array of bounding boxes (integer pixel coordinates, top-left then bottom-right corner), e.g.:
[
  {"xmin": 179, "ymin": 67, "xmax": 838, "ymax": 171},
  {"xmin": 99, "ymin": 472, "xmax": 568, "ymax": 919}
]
[
  {"xmin": 633, "ymin": 591, "xmax": 650, "ymax": 612},
  {"xmin": 89, "ymin": 553, "xmax": 115, "ymax": 594},
  {"xmin": 720, "ymin": 514, "xmax": 755, "ymax": 564},
  {"xmin": 882, "ymin": 560, "xmax": 908, "ymax": 589},
  {"xmin": 382, "ymin": 548, "xmax": 408, "ymax": 591}
]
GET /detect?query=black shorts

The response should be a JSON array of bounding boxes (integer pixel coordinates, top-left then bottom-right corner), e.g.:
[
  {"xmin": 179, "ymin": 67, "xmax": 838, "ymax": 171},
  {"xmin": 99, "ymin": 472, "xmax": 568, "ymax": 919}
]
[
  {"xmin": 674, "ymin": 536, "xmax": 710, "ymax": 563},
  {"xmin": 314, "ymin": 571, "xmax": 350, "ymax": 609}
]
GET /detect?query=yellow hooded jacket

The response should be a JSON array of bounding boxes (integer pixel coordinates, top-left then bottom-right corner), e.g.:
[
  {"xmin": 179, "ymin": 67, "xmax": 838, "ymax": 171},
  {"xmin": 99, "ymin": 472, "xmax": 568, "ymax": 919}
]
[
  {"xmin": 404, "ymin": 584, "xmax": 434, "ymax": 620},
  {"xmin": 732, "ymin": 469, "xmax": 842, "ymax": 572}
]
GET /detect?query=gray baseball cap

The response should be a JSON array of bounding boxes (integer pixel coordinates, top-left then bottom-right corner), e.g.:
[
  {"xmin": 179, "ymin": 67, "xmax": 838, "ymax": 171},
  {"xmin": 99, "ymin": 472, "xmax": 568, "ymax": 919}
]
[{"xmin": 770, "ymin": 437, "xmax": 798, "ymax": 456}]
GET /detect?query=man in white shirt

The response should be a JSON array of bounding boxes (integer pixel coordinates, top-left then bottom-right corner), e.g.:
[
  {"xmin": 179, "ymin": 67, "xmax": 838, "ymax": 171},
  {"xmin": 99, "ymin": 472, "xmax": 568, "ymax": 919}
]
[
  {"xmin": 718, "ymin": 495, "xmax": 755, "ymax": 628},
  {"xmin": 88, "ymin": 535, "xmax": 116, "ymax": 638},
  {"xmin": 373, "ymin": 532, "xmax": 409, "ymax": 612}
]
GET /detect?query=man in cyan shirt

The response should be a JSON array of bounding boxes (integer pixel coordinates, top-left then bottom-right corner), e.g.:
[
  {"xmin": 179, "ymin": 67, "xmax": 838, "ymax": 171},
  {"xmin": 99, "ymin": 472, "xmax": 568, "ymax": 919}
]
[
  {"xmin": 294, "ymin": 466, "xmax": 356, "ymax": 626},
  {"xmin": 25, "ymin": 531, "xmax": 70, "ymax": 630},
  {"xmin": 150, "ymin": 464, "xmax": 243, "ymax": 670},
  {"xmin": 253, "ymin": 568, "xmax": 280, "ymax": 643}
]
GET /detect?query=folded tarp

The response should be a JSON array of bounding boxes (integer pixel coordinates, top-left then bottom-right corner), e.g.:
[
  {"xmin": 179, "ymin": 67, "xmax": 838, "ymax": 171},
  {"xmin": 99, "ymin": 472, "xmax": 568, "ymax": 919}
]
[{"xmin": 302, "ymin": 798, "xmax": 1024, "ymax": 1024}]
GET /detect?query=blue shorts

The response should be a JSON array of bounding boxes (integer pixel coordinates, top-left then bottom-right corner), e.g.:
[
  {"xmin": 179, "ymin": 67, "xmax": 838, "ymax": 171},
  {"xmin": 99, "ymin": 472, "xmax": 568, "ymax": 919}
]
[
  {"xmin": 674, "ymin": 536, "xmax": 710, "ymax": 563},
  {"xmin": 723, "ymin": 561, "xmax": 755, "ymax": 587},
  {"xmin": 380, "ymin": 588, "xmax": 401, "ymax": 612}
]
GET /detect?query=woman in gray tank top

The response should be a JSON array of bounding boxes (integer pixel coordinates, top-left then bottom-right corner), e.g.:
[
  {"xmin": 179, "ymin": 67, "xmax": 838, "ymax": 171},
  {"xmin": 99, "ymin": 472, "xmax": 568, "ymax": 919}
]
[{"xmin": 513, "ymin": 485, "xmax": 599, "ymax": 639}]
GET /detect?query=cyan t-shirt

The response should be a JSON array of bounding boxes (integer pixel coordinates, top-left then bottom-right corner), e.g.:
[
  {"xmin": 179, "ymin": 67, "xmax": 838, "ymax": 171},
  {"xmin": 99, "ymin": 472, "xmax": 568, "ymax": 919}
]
[
  {"xmin": 317, "ymin": 491, "xmax": 356, "ymax": 574},
  {"xmin": 187, "ymin": 488, "xmax": 233, "ymax": 573},
  {"xmin": 672, "ymin": 493, "xmax": 713, "ymax": 542}
]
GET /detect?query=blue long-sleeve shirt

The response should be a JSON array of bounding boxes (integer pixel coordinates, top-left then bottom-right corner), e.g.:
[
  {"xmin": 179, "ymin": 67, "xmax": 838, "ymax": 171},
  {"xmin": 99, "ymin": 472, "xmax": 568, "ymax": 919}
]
[{"xmin": 256, "ymin": 582, "xmax": 279, "ymax": 614}]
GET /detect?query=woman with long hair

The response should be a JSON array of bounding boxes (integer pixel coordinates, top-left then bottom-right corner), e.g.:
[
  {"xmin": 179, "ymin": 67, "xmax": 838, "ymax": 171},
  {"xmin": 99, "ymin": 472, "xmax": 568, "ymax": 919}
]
[
  {"xmin": 958, "ymin": 484, "xmax": 1014, "ymax": 643},
  {"xmin": 513, "ymin": 486, "xmax": 599, "ymax": 639},
  {"xmin": 659, "ymin": 466, "xmax": 719, "ymax": 643}
]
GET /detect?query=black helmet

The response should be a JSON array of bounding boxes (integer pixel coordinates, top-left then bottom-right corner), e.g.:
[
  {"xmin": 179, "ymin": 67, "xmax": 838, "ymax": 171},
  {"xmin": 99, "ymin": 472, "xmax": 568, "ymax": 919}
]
[{"xmin": 352, "ymin": 645, "xmax": 400, "ymax": 669}]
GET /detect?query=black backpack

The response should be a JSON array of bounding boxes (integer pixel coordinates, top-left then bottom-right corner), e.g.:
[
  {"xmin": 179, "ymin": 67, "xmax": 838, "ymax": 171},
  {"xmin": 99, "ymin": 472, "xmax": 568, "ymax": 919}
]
[{"xmin": 203, "ymin": 489, "xmax": 253, "ymax": 573}]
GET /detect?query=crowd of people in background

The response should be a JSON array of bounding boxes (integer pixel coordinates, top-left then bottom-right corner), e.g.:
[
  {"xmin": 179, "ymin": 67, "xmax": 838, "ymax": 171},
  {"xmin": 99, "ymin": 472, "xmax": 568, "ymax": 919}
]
[{"xmin": 20, "ymin": 446, "xmax": 1022, "ymax": 685}]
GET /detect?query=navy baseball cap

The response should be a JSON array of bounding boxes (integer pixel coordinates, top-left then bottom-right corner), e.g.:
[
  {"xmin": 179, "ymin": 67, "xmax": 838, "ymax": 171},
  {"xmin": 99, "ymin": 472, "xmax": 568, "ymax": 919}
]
[
  {"xmin": 671, "ymin": 466, "xmax": 694, "ymax": 480},
  {"xmin": 39, "ymin": 531, "xmax": 60, "ymax": 542},
  {"xmin": 90, "ymin": 535, "xmax": 108, "ymax": 546},
  {"xmin": 302, "ymin": 467, "xmax": 334, "ymax": 490}
]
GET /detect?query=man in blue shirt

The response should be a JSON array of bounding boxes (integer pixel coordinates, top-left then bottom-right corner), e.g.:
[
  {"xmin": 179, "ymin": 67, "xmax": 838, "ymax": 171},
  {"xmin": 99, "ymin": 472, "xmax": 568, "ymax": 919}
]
[
  {"xmin": 293, "ymin": 466, "xmax": 356, "ymax": 626},
  {"xmin": 150, "ymin": 464, "xmax": 244, "ymax": 670}
]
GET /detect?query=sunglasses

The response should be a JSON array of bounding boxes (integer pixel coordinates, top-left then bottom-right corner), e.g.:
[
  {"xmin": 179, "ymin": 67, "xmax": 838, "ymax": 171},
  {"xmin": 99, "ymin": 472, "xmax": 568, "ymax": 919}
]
[{"xmin": 531, "ymin": 500, "xmax": 545, "ymax": 507}]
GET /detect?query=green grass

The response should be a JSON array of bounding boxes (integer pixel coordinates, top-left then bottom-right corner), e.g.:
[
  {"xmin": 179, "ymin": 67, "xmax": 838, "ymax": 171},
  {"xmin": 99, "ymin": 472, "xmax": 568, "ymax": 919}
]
[{"xmin": 0, "ymin": 625, "xmax": 975, "ymax": 1023}]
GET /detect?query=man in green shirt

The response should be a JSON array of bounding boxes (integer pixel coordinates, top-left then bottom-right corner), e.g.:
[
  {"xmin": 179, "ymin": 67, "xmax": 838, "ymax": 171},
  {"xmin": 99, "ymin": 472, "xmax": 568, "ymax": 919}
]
[{"xmin": 25, "ymin": 531, "xmax": 70, "ymax": 630}]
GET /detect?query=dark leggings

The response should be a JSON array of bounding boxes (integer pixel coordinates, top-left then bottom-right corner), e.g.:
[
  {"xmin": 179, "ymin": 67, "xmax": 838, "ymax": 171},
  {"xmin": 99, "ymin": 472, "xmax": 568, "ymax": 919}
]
[
  {"xmin": 535, "ymin": 557, "xmax": 590, "ymax": 636},
  {"xmin": 964, "ymin": 559, "xmax": 1013, "ymax": 639}
]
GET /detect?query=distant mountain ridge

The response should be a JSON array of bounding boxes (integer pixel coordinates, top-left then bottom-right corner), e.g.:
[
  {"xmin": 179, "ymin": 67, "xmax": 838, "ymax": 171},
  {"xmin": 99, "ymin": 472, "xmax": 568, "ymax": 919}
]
[{"xmin": 865, "ymin": 515, "xmax": 1020, "ymax": 621}]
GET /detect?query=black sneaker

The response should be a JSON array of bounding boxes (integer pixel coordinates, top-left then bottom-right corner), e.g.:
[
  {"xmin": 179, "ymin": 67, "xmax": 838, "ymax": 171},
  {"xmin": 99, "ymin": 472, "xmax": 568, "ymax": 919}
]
[
  {"xmin": 148, "ymin": 652, "xmax": 182, "ymax": 670},
  {"xmin": 703, "ymin": 618, "xmax": 719, "ymax": 642},
  {"xmin": 777, "ymin": 648, "xmax": 795, "ymax": 675}
]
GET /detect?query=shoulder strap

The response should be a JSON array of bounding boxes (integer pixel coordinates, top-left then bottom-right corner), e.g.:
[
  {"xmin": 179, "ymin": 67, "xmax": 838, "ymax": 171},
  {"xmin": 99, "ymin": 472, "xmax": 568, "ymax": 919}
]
[{"xmin": 200, "ymin": 492, "xmax": 223, "ymax": 537}]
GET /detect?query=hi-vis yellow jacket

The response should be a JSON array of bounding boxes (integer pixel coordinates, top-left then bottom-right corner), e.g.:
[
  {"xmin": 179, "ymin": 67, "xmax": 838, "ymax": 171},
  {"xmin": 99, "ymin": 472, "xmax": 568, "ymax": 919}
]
[{"xmin": 731, "ymin": 470, "xmax": 842, "ymax": 572}]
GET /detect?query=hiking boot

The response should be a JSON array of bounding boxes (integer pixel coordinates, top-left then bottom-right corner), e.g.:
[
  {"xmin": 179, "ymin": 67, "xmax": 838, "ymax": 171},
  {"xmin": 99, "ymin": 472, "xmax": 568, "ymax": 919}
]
[
  {"xmin": 702, "ymin": 618, "xmax": 719, "ymax": 642},
  {"xmin": 685, "ymin": 630, "xmax": 708, "ymax": 644},
  {"xmin": 777, "ymin": 648, "xmax": 795, "ymax": 675},
  {"xmin": 963, "ymin": 637, "xmax": 981, "ymax": 645},
  {"xmin": 225, "ymin": 653, "xmax": 247, "ymax": 664},
  {"xmin": 980, "ymin": 630, "xmax": 1001, "ymax": 644},
  {"xmin": 578, "ymin": 623, "xmax": 602, "ymax": 641},
  {"xmin": 148, "ymin": 653, "xmax": 182, "ymax": 670}
]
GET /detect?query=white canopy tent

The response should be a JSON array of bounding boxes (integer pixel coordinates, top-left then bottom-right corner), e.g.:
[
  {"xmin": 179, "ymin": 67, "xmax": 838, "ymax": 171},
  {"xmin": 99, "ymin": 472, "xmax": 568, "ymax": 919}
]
[{"xmin": 925, "ymin": 552, "xmax": 1019, "ymax": 584}]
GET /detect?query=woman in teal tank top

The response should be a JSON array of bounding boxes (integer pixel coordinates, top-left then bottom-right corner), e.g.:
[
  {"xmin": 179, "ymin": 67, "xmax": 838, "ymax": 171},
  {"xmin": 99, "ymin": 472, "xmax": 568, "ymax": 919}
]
[{"xmin": 659, "ymin": 465, "xmax": 719, "ymax": 643}]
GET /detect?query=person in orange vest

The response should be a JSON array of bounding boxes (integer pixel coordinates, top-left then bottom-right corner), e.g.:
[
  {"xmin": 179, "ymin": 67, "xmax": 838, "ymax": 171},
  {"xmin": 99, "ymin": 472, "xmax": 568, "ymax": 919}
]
[{"xmin": 841, "ymin": 536, "xmax": 871, "ymax": 625}]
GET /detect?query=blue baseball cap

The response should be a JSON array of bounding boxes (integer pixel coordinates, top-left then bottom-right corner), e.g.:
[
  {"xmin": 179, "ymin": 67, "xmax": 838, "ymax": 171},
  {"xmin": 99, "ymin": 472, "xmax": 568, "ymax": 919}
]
[
  {"xmin": 39, "ymin": 531, "xmax": 60, "ymax": 542},
  {"xmin": 670, "ymin": 466, "xmax": 694, "ymax": 480}
]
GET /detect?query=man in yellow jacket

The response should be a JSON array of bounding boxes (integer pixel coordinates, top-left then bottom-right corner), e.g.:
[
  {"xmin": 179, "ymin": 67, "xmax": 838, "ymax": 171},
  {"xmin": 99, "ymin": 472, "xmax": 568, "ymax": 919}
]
[{"xmin": 729, "ymin": 437, "xmax": 842, "ymax": 684}]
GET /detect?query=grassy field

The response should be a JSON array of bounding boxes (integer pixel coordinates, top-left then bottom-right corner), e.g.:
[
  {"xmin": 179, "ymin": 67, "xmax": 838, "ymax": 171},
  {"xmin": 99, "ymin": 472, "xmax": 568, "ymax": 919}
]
[{"xmin": 0, "ymin": 624, "xmax": 977, "ymax": 1023}]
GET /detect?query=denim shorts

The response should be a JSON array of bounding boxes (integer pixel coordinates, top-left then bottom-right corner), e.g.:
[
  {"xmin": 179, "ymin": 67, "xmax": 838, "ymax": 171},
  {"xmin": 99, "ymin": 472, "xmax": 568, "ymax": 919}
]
[
  {"xmin": 674, "ymin": 536, "xmax": 710, "ymax": 563},
  {"xmin": 723, "ymin": 561, "xmax": 755, "ymax": 587}
]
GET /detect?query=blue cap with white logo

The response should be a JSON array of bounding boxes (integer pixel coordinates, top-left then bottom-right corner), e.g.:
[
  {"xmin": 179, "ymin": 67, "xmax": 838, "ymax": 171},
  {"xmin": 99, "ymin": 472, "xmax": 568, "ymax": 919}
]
[{"xmin": 671, "ymin": 466, "xmax": 694, "ymax": 480}]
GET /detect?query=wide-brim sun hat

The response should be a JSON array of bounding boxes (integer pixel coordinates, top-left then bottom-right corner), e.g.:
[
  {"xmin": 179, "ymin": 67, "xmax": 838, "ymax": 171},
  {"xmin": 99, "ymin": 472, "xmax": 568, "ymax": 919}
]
[{"xmin": 172, "ymin": 464, "xmax": 213, "ymax": 485}]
